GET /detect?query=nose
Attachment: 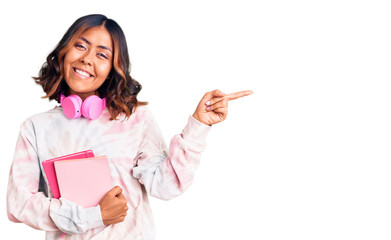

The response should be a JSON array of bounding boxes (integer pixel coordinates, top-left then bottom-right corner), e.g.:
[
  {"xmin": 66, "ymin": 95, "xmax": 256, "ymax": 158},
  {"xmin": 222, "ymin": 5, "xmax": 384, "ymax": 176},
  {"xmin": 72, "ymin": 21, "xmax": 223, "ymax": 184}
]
[{"xmin": 80, "ymin": 51, "xmax": 93, "ymax": 66}]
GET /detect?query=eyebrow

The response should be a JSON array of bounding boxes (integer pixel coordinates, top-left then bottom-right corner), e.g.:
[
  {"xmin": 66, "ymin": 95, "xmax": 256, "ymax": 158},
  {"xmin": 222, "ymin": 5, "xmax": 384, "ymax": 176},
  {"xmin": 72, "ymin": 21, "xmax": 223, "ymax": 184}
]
[{"xmin": 80, "ymin": 37, "xmax": 112, "ymax": 53}]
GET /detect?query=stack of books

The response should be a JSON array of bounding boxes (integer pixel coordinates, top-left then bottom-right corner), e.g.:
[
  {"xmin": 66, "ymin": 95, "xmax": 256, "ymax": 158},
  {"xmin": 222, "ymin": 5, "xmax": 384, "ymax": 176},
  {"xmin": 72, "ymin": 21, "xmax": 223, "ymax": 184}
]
[{"xmin": 42, "ymin": 150, "xmax": 112, "ymax": 208}]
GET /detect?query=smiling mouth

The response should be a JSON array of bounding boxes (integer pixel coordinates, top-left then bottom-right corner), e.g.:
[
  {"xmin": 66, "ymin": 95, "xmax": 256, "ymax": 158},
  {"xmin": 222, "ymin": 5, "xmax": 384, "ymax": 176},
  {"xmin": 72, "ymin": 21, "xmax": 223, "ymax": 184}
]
[{"xmin": 73, "ymin": 67, "xmax": 94, "ymax": 78}]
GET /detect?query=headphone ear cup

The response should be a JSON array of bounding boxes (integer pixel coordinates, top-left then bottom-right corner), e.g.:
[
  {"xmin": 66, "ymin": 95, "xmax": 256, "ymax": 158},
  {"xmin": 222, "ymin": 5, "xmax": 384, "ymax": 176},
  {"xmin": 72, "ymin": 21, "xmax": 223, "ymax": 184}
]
[
  {"xmin": 61, "ymin": 95, "xmax": 83, "ymax": 119},
  {"xmin": 82, "ymin": 95, "xmax": 105, "ymax": 120}
]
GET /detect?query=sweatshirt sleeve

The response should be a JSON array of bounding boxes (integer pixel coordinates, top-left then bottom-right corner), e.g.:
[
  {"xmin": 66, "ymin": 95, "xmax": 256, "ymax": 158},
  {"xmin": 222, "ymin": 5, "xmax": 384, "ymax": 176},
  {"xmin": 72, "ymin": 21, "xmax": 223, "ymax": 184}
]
[
  {"xmin": 132, "ymin": 109, "xmax": 211, "ymax": 200},
  {"xmin": 7, "ymin": 120, "xmax": 60, "ymax": 231},
  {"xmin": 49, "ymin": 198, "xmax": 104, "ymax": 234},
  {"xmin": 7, "ymin": 120, "xmax": 104, "ymax": 234}
]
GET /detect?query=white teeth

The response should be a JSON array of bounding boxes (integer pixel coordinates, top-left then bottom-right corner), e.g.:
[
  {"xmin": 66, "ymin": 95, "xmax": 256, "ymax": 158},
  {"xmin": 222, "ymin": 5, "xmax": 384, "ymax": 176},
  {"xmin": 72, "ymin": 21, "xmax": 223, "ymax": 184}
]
[{"xmin": 75, "ymin": 68, "xmax": 91, "ymax": 77}]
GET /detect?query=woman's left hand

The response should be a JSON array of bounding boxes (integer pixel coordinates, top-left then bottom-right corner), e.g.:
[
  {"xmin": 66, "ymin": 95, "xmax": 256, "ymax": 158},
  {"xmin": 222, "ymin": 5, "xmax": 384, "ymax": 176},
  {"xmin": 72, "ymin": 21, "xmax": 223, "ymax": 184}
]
[{"xmin": 192, "ymin": 89, "xmax": 253, "ymax": 126}]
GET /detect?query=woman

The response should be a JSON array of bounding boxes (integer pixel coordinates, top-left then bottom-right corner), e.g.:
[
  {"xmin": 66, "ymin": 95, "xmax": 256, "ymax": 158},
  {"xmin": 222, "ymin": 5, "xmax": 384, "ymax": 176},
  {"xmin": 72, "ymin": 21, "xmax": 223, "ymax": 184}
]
[{"xmin": 6, "ymin": 14, "xmax": 252, "ymax": 239}]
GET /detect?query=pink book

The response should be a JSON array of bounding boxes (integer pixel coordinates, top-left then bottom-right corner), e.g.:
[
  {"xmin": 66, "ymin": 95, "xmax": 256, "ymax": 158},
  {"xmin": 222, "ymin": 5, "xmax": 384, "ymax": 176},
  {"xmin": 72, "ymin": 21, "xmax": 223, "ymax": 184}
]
[
  {"xmin": 54, "ymin": 156, "xmax": 112, "ymax": 208},
  {"xmin": 42, "ymin": 150, "xmax": 95, "ymax": 199}
]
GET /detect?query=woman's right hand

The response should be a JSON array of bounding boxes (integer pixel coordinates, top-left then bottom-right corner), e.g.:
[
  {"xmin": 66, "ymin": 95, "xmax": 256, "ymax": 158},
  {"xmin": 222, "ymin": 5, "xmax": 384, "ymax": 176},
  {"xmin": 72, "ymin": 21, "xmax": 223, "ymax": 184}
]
[{"xmin": 99, "ymin": 186, "xmax": 128, "ymax": 225}]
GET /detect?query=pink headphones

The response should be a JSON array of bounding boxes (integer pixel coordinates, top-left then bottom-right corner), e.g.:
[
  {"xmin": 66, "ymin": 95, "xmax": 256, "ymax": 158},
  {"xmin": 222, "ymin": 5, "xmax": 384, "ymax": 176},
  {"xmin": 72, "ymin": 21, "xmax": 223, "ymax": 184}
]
[{"xmin": 60, "ymin": 93, "xmax": 106, "ymax": 120}]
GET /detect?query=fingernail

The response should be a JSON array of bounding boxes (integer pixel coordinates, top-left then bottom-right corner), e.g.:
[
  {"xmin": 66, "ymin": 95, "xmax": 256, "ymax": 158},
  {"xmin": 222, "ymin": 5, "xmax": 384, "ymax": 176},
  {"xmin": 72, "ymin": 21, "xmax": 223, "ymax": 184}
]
[
  {"xmin": 206, "ymin": 106, "xmax": 211, "ymax": 110},
  {"xmin": 205, "ymin": 101, "xmax": 210, "ymax": 106}
]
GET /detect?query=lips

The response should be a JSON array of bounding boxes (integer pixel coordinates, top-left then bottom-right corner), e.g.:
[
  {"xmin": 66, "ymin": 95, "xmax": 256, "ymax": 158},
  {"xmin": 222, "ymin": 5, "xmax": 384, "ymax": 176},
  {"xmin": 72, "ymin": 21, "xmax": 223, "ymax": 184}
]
[{"xmin": 73, "ymin": 67, "xmax": 94, "ymax": 78}]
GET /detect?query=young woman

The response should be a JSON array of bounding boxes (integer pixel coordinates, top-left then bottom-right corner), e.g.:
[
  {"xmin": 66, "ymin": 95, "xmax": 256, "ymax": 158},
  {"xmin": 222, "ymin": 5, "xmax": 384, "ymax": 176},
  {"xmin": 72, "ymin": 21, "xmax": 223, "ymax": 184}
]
[{"xmin": 6, "ymin": 14, "xmax": 252, "ymax": 239}]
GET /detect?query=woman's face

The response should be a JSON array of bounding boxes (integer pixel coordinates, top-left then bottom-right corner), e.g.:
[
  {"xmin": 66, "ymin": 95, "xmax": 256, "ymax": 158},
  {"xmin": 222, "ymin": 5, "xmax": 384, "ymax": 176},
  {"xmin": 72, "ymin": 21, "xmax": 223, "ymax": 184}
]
[{"xmin": 63, "ymin": 26, "xmax": 113, "ymax": 100}]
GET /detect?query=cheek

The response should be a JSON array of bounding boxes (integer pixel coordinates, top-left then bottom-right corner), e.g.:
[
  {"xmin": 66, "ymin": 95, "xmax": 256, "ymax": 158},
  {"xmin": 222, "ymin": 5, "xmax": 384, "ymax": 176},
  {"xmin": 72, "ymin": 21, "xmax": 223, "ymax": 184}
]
[
  {"xmin": 63, "ymin": 56, "xmax": 70, "ymax": 71},
  {"xmin": 96, "ymin": 62, "xmax": 112, "ymax": 79},
  {"xmin": 63, "ymin": 51, "xmax": 78, "ymax": 73},
  {"xmin": 63, "ymin": 58, "xmax": 72, "ymax": 79}
]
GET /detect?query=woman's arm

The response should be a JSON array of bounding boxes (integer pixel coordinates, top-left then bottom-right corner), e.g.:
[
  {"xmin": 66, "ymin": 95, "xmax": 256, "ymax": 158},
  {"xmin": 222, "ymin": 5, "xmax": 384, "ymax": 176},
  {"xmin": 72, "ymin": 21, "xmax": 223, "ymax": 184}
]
[
  {"xmin": 7, "ymin": 120, "xmax": 104, "ymax": 234},
  {"xmin": 132, "ymin": 108, "xmax": 211, "ymax": 200},
  {"xmin": 132, "ymin": 89, "xmax": 252, "ymax": 200},
  {"xmin": 7, "ymin": 120, "xmax": 60, "ymax": 230}
]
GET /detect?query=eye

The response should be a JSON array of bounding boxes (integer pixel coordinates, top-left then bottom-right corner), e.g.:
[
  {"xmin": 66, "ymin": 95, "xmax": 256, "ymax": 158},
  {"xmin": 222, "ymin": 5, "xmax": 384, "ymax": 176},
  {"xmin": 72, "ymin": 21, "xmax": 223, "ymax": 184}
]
[
  {"xmin": 97, "ymin": 53, "xmax": 108, "ymax": 59},
  {"xmin": 75, "ymin": 44, "xmax": 86, "ymax": 50}
]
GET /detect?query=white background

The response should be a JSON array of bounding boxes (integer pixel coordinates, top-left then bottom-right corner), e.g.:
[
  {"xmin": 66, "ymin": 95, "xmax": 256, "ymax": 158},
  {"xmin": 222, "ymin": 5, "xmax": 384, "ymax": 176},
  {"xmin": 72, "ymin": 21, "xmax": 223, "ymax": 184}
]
[{"xmin": 0, "ymin": 0, "xmax": 390, "ymax": 239}]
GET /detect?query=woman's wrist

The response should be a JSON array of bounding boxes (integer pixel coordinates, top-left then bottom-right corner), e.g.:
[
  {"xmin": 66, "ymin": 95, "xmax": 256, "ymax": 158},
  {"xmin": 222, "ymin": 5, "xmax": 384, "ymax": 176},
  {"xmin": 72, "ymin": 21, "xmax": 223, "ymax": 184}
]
[{"xmin": 192, "ymin": 113, "xmax": 211, "ymax": 126}]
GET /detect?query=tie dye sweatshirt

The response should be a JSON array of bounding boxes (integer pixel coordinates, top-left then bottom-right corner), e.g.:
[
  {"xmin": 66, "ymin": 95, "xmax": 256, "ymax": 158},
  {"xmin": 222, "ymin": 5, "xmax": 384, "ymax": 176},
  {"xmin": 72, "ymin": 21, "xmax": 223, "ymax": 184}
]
[{"xmin": 7, "ymin": 105, "xmax": 211, "ymax": 240}]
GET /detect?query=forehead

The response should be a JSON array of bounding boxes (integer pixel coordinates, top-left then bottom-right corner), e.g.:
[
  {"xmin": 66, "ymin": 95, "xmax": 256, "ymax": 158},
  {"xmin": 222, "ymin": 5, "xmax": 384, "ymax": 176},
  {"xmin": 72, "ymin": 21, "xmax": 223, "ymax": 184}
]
[{"xmin": 79, "ymin": 26, "xmax": 113, "ymax": 49}]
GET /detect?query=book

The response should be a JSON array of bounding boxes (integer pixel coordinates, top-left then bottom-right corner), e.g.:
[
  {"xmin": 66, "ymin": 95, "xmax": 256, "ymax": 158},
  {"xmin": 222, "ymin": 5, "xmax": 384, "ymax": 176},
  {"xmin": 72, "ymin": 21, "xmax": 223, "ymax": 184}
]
[
  {"xmin": 54, "ymin": 156, "xmax": 112, "ymax": 208},
  {"xmin": 42, "ymin": 150, "xmax": 95, "ymax": 199}
]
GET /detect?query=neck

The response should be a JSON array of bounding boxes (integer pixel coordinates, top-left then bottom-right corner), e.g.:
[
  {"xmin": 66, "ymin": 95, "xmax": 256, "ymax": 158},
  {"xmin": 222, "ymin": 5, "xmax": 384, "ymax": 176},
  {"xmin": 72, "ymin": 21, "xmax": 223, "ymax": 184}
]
[{"xmin": 68, "ymin": 90, "xmax": 100, "ymax": 101}]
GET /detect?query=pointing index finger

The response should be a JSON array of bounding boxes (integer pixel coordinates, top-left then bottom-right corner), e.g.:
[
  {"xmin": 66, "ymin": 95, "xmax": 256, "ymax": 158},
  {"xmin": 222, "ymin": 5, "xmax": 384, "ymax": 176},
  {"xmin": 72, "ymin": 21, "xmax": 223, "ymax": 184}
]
[{"xmin": 224, "ymin": 90, "xmax": 254, "ymax": 101}]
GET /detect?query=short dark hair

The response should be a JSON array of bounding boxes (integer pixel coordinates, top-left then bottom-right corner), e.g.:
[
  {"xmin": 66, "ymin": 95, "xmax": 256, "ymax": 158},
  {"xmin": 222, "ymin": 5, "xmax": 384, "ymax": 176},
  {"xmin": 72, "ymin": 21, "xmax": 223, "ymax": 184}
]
[{"xmin": 33, "ymin": 14, "xmax": 147, "ymax": 120}]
